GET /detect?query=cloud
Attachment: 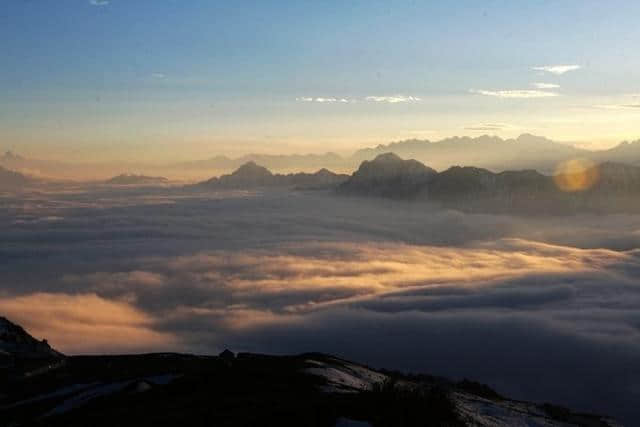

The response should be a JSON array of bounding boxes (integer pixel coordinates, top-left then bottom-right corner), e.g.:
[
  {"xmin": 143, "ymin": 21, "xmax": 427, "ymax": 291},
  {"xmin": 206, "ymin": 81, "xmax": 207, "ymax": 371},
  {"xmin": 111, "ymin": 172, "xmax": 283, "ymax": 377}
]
[
  {"xmin": 464, "ymin": 123, "xmax": 516, "ymax": 131},
  {"xmin": 296, "ymin": 97, "xmax": 351, "ymax": 103},
  {"xmin": 532, "ymin": 82, "xmax": 560, "ymax": 89},
  {"xmin": 151, "ymin": 72, "xmax": 166, "ymax": 79},
  {"xmin": 593, "ymin": 103, "xmax": 640, "ymax": 110},
  {"xmin": 18, "ymin": 237, "xmax": 636, "ymax": 422},
  {"xmin": 0, "ymin": 293, "xmax": 176, "ymax": 354},
  {"xmin": 533, "ymin": 65, "xmax": 581, "ymax": 75},
  {"xmin": 296, "ymin": 95, "xmax": 422, "ymax": 104},
  {"xmin": 3, "ymin": 189, "xmax": 640, "ymax": 423},
  {"xmin": 89, "ymin": 0, "xmax": 110, "ymax": 6},
  {"xmin": 470, "ymin": 89, "xmax": 559, "ymax": 98},
  {"xmin": 365, "ymin": 95, "xmax": 421, "ymax": 103},
  {"xmin": 32, "ymin": 238, "xmax": 640, "ymax": 341}
]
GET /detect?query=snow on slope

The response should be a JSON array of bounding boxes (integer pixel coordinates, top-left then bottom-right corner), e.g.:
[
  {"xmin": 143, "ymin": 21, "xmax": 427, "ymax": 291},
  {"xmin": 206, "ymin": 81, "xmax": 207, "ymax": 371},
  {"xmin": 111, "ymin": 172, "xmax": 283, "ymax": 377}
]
[
  {"xmin": 304, "ymin": 356, "xmax": 387, "ymax": 393},
  {"xmin": 303, "ymin": 356, "xmax": 622, "ymax": 427}
]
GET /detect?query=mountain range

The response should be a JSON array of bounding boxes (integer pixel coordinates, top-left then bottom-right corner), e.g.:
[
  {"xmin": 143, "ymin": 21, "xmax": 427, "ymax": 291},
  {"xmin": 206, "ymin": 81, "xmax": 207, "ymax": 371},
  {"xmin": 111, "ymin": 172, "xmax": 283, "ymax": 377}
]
[
  {"xmin": 338, "ymin": 153, "xmax": 640, "ymax": 214},
  {"xmin": 4, "ymin": 134, "xmax": 640, "ymax": 180},
  {"xmin": 0, "ymin": 317, "xmax": 621, "ymax": 426},
  {"xmin": 181, "ymin": 134, "xmax": 640, "ymax": 175},
  {"xmin": 104, "ymin": 174, "xmax": 169, "ymax": 185},
  {"xmin": 193, "ymin": 161, "xmax": 349, "ymax": 190}
]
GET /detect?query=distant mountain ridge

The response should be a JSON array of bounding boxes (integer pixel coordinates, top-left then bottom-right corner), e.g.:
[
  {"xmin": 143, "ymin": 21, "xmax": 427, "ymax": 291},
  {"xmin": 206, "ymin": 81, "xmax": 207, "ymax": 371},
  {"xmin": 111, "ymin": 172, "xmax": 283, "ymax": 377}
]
[
  {"xmin": 194, "ymin": 161, "xmax": 349, "ymax": 189},
  {"xmin": 351, "ymin": 134, "xmax": 590, "ymax": 173},
  {"xmin": 339, "ymin": 153, "xmax": 640, "ymax": 214},
  {"xmin": 176, "ymin": 152, "xmax": 346, "ymax": 172},
  {"xmin": 105, "ymin": 174, "xmax": 169, "ymax": 185},
  {"xmin": 4, "ymin": 134, "xmax": 640, "ymax": 180}
]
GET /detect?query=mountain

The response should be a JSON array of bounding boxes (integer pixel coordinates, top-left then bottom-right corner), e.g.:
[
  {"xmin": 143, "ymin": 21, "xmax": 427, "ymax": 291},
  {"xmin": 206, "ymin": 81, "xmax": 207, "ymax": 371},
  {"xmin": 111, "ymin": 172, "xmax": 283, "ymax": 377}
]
[
  {"xmin": 0, "ymin": 165, "xmax": 33, "ymax": 190},
  {"xmin": 339, "ymin": 153, "xmax": 437, "ymax": 198},
  {"xmin": 594, "ymin": 140, "xmax": 640, "ymax": 165},
  {"xmin": 178, "ymin": 134, "xmax": 592, "ymax": 176},
  {"xmin": 0, "ymin": 318, "xmax": 620, "ymax": 426},
  {"xmin": 5, "ymin": 135, "xmax": 640, "ymax": 181},
  {"xmin": 175, "ymin": 152, "xmax": 348, "ymax": 174},
  {"xmin": 0, "ymin": 317, "xmax": 62, "ymax": 360},
  {"xmin": 340, "ymin": 154, "xmax": 640, "ymax": 214},
  {"xmin": 194, "ymin": 162, "xmax": 349, "ymax": 190},
  {"xmin": 105, "ymin": 174, "xmax": 169, "ymax": 185},
  {"xmin": 352, "ymin": 134, "xmax": 588, "ymax": 173}
]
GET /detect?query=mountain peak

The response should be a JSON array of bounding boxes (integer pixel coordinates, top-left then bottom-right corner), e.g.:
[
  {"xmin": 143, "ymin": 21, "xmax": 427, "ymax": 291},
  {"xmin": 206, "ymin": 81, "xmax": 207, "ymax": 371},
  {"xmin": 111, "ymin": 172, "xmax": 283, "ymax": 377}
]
[
  {"xmin": 372, "ymin": 152, "xmax": 404, "ymax": 163},
  {"xmin": 340, "ymin": 153, "xmax": 437, "ymax": 198},
  {"xmin": 232, "ymin": 161, "xmax": 273, "ymax": 178}
]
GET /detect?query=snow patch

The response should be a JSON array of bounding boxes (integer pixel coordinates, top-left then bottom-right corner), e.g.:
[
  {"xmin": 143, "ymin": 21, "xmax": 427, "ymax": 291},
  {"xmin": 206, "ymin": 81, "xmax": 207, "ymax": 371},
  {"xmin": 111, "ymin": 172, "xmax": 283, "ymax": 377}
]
[{"xmin": 304, "ymin": 357, "xmax": 386, "ymax": 393}]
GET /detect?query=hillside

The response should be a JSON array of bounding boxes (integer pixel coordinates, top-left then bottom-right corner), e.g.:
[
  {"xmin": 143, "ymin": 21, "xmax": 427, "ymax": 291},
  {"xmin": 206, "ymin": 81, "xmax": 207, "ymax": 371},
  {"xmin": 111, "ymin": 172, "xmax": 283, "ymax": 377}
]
[
  {"xmin": 0, "ymin": 317, "xmax": 62, "ymax": 361},
  {"xmin": 0, "ymin": 318, "xmax": 620, "ymax": 426}
]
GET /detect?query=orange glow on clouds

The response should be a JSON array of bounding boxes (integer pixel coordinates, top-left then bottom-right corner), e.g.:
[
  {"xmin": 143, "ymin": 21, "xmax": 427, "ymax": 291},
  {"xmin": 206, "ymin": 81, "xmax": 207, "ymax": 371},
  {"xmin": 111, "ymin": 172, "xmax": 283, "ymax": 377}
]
[
  {"xmin": 0, "ymin": 293, "xmax": 176, "ymax": 354},
  {"xmin": 1, "ymin": 239, "xmax": 634, "ymax": 354}
]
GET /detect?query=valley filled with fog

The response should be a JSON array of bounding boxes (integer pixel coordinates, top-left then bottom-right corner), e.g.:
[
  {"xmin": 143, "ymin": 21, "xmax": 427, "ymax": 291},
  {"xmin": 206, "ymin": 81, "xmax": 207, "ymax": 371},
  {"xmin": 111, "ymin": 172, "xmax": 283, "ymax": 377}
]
[{"xmin": 2, "ymin": 186, "xmax": 640, "ymax": 422}]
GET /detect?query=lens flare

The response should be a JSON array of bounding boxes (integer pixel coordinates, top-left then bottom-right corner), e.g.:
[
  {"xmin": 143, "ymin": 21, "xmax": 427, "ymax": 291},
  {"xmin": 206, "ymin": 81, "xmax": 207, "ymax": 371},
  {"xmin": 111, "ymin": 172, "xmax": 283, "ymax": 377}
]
[{"xmin": 553, "ymin": 158, "xmax": 600, "ymax": 192}]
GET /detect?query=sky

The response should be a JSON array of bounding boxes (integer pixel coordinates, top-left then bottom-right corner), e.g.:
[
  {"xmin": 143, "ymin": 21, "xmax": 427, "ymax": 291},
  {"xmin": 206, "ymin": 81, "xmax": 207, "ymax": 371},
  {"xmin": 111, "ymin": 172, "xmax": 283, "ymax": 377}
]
[{"xmin": 1, "ymin": 0, "xmax": 640, "ymax": 161}]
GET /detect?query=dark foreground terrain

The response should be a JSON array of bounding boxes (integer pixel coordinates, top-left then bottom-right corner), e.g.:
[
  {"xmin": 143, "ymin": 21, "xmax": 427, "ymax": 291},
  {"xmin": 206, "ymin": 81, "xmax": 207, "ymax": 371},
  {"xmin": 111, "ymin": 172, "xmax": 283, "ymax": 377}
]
[{"xmin": 1, "ymin": 318, "xmax": 621, "ymax": 427}]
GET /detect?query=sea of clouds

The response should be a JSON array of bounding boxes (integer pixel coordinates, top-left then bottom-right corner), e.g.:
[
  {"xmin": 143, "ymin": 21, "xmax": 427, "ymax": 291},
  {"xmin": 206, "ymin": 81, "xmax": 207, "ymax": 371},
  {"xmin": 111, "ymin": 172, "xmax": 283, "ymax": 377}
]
[{"xmin": 1, "ymin": 187, "xmax": 640, "ymax": 423}]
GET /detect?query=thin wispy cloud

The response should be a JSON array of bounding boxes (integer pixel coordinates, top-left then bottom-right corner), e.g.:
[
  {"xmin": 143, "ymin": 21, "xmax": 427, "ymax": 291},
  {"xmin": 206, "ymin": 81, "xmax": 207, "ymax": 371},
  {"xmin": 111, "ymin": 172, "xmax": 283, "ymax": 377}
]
[
  {"xmin": 296, "ymin": 95, "xmax": 421, "ymax": 104},
  {"xmin": 89, "ymin": 0, "xmax": 110, "ymax": 6},
  {"xmin": 464, "ymin": 123, "xmax": 517, "ymax": 131},
  {"xmin": 151, "ymin": 72, "xmax": 166, "ymax": 79},
  {"xmin": 365, "ymin": 95, "xmax": 421, "ymax": 103},
  {"xmin": 533, "ymin": 65, "xmax": 581, "ymax": 75},
  {"xmin": 593, "ymin": 103, "xmax": 640, "ymax": 110},
  {"xmin": 532, "ymin": 82, "xmax": 560, "ymax": 89},
  {"xmin": 296, "ymin": 97, "xmax": 351, "ymax": 103},
  {"xmin": 470, "ymin": 89, "xmax": 559, "ymax": 99}
]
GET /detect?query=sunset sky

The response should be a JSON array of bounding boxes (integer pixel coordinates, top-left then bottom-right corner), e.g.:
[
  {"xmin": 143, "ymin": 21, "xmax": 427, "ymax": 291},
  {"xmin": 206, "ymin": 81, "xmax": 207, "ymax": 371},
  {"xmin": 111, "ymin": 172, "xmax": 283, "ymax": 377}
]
[{"xmin": 2, "ymin": 0, "xmax": 640, "ymax": 161}]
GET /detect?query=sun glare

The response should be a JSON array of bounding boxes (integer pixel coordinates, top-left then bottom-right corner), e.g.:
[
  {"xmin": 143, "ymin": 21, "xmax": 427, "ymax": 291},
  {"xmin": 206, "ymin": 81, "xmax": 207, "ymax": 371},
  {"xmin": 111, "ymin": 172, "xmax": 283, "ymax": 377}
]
[{"xmin": 553, "ymin": 158, "xmax": 600, "ymax": 192}]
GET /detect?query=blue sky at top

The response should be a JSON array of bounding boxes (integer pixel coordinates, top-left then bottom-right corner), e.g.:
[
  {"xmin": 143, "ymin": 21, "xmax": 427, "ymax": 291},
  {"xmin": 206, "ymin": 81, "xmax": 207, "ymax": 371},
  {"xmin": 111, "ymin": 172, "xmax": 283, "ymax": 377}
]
[{"xmin": 1, "ymin": 0, "xmax": 639, "ymax": 160}]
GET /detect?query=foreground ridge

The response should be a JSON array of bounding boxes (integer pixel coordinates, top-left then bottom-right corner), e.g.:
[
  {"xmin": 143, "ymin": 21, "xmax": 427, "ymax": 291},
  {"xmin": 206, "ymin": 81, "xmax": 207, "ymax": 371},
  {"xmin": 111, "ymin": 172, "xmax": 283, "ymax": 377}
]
[{"xmin": 0, "ymin": 318, "xmax": 621, "ymax": 426}]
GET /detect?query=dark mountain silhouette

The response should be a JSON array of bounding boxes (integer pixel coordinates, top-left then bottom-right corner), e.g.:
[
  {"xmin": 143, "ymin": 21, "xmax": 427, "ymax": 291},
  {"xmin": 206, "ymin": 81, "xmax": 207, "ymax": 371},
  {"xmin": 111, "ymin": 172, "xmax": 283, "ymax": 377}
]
[
  {"xmin": 340, "ymin": 154, "xmax": 640, "ymax": 214},
  {"xmin": 194, "ymin": 162, "xmax": 349, "ymax": 190},
  {"xmin": 0, "ymin": 317, "xmax": 62, "ymax": 360},
  {"xmin": 0, "ymin": 318, "xmax": 619, "ymax": 426},
  {"xmin": 339, "ymin": 153, "xmax": 437, "ymax": 198},
  {"xmin": 105, "ymin": 174, "xmax": 169, "ymax": 185}
]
